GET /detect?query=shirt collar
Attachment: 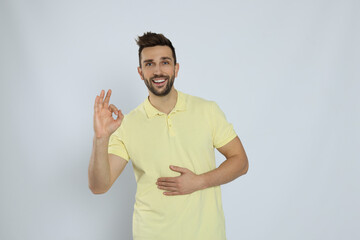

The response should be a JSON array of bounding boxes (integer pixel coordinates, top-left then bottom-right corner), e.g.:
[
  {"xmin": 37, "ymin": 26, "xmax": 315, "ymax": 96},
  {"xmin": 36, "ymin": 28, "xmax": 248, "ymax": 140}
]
[{"xmin": 143, "ymin": 90, "xmax": 187, "ymax": 118}]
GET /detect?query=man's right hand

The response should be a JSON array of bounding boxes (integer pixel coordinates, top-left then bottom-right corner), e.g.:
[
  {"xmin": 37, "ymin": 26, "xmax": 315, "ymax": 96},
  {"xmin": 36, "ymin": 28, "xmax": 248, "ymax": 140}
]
[{"xmin": 93, "ymin": 89, "xmax": 124, "ymax": 139}]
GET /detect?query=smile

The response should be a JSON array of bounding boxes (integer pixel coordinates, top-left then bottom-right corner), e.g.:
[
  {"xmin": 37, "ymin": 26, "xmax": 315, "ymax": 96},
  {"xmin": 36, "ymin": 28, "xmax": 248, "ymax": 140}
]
[
  {"xmin": 153, "ymin": 79, "xmax": 166, "ymax": 83},
  {"xmin": 152, "ymin": 78, "xmax": 168, "ymax": 86}
]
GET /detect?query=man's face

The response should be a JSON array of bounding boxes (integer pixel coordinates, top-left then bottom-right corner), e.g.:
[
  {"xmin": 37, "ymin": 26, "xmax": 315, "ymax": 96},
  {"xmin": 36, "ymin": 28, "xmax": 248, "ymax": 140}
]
[{"xmin": 137, "ymin": 45, "xmax": 179, "ymax": 97}]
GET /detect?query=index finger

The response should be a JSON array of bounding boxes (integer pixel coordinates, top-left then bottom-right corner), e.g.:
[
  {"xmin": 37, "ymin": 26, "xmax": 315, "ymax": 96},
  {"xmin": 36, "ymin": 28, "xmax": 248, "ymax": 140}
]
[{"xmin": 157, "ymin": 177, "xmax": 177, "ymax": 183}]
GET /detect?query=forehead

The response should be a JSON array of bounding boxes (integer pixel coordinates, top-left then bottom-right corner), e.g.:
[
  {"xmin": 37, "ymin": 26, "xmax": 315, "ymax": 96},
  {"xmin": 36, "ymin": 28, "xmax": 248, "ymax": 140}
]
[{"xmin": 141, "ymin": 45, "xmax": 173, "ymax": 61}]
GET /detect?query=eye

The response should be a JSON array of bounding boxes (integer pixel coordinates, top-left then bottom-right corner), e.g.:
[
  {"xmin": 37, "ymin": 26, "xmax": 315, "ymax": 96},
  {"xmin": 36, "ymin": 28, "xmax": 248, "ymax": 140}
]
[
  {"xmin": 145, "ymin": 62, "xmax": 153, "ymax": 67},
  {"xmin": 162, "ymin": 61, "xmax": 169, "ymax": 65}
]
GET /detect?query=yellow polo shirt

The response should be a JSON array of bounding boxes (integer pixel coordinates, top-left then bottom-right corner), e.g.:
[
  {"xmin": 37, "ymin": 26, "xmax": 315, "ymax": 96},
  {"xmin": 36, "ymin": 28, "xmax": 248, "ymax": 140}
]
[{"xmin": 108, "ymin": 90, "xmax": 237, "ymax": 240}]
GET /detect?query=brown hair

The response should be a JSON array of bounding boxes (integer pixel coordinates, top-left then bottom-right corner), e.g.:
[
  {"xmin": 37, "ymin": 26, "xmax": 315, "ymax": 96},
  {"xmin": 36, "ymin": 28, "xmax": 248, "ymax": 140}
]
[{"xmin": 136, "ymin": 32, "xmax": 177, "ymax": 67}]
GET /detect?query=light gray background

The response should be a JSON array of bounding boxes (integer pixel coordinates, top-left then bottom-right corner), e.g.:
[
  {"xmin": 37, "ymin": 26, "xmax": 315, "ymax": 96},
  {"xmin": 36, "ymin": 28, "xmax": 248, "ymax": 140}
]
[{"xmin": 1, "ymin": 0, "xmax": 359, "ymax": 239}]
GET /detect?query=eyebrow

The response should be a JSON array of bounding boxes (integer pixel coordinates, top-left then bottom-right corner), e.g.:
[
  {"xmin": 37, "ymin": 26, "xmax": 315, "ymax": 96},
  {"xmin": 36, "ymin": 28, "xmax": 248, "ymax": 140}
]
[
  {"xmin": 143, "ymin": 59, "xmax": 154, "ymax": 64},
  {"xmin": 142, "ymin": 57, "xmax": 173, "ymax": 64},
  {"xmin": 161, "ymin": 57, "xmax": 172, "ymax": 61}
]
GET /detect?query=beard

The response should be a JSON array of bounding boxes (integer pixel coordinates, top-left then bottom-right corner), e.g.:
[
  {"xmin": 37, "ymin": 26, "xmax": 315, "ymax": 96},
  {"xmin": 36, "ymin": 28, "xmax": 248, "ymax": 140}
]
[{"xmin": 143, "ymin": 72, "xmax": 175, "ymax": 97}]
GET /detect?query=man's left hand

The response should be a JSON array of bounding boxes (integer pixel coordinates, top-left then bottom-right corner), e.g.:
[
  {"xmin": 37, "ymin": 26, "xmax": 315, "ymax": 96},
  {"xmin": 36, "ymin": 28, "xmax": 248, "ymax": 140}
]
[{"xmin": 156, "ymin": 165, "xmax": 206, "ymax": 196}]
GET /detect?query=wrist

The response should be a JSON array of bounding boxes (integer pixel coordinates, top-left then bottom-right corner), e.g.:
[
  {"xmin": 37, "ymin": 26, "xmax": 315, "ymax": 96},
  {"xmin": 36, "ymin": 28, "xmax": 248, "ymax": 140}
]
[
  {"xmin": 93, "ymin": 135, "xmax": 110, "ymax": 143},
  {"xmin": 197, "ymin": 174, "xmax": 208, "ymax": 190}
]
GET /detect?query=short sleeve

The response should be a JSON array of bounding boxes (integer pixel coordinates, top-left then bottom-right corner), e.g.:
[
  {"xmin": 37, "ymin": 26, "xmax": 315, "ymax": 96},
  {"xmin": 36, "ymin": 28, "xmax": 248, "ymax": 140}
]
[
  {"xmin": 108, "ymin": 121, "xmax": 130, "ymax": 161},
  {"xmin": 211, "ymin": 102, "xmax": 237, "ymax": 149}
]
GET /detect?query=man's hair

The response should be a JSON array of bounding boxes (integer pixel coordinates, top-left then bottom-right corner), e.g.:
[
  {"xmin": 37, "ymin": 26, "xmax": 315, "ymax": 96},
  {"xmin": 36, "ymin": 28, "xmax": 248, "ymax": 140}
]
[{"xmin": 136, "ymin": 32, "xmax": 176, "ymax": 67}]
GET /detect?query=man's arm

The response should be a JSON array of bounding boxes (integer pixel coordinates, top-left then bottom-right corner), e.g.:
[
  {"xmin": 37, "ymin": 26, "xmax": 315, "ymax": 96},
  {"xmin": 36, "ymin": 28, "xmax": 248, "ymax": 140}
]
[
  {"xmin": 200, "ymin": 136, "xmax": 248, "ymax": 189},
  {"xmin": 156, "ymin": 136, "xmax": 248, "ymax": 195},
  {"xmin": 88, "ymin": 89, "xmax": 127, "ymax": 194},
  {"xmin": 88, "ymin": 136, "xmax": 128, "ymax": 194}
]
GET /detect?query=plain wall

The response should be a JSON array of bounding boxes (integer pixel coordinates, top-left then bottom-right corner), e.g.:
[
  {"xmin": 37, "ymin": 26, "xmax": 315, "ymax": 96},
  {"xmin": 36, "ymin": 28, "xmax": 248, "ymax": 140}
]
[{"xmin": 1, "ymin": 0, "xmax": 359, "ymax": 239}]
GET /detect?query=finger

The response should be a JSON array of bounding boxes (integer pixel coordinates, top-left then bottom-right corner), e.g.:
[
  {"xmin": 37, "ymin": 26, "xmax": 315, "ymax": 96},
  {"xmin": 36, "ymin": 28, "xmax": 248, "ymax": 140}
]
[
  {"xmin": 108, "ymin": 104, "xmax": 118, "ymax": 114},
  {"xmin": 158, "ymin": 186, "xmax": 178, "ymax": 191},
  {"xmin": 157, "ymin": 177, "xmax": 177, "ymax": 183},
  {"xmin": 163, "ymin": 191, "xmax": 180, "ymax": 196},
  {"xmin": 99, "ymin": 89, "xmax": 105, "ymax": 101},
  {"xmin": 169, "ymin": 165, "xmax": 188, "ymax": 173},
  {"xmin": 94, "ymin": 95, "xmax": 103, "ymax": 113},
  {"xmin": 94, "ymin": 95, "xmax": 99, "ymax": 112},
  {"xmin": 103, "ymin": 89, "xmax": 112, "ymax": 108},
  {"xmin": 98, "ymin": 90, "xmax": 105, "ymax": 108},
  {"xmin": 116, "ymin": 110, "xmax": 124, "ymax": 120},
  {"xmin": 115, "ymin": 110, "xmax": 124, "ymax": 125},
  {"xmin": 156, "ymin": 181, "xmax": 177, "ymax": 187}
]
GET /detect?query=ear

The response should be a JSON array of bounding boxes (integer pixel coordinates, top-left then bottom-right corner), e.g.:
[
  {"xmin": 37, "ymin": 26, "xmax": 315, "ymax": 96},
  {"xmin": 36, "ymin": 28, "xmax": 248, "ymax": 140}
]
[
  {"xmin": 175, "ymin": 63, "xmax": 180, "ymax": 78},
  {"xmin": 137, "ymin": 66, "xmax": 144, "ymax": 80}
]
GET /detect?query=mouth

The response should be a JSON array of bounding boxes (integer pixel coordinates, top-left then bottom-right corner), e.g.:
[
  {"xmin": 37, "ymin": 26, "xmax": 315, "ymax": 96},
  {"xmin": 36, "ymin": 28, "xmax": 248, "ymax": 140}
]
[{"xmin": 151, "ymin": 78, "xmax": 168, "ymax": 87}]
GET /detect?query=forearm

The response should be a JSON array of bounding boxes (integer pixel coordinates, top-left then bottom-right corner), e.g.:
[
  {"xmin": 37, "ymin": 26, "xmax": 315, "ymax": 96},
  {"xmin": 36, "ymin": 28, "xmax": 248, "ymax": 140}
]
[
  {"xmin": 199, "ymin": 155, "xmax": 248, "ymax": 189},
  {"xmin": 88, "ymin": 136, "xmax": 111, "ymax": 193}
]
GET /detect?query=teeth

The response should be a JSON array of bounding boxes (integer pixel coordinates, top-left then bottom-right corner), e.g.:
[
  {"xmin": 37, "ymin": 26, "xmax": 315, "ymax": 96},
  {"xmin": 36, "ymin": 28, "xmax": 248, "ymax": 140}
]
[{"xmin": 153, "ymin": 79, "xmax": 165, "ymax": 83}]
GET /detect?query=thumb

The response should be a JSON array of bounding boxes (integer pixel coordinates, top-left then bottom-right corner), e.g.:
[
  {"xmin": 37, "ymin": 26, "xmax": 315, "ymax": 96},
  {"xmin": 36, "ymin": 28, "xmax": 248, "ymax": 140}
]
[
  {"xmin": 169, "ymin": 165, "xmax": 188, "ymax": 174},
  {"xmin": 116, "ymin": 110, "xmax": 124, "ymax": 121}
]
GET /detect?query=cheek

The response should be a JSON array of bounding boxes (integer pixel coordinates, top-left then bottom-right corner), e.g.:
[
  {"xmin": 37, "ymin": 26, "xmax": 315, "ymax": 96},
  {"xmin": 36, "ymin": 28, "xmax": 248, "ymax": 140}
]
[
  {"xmin": 141, "ymin": 71, "xmax": 151, "ymax": 80},
  {"xmin": 164, "ymin": 66, "xmax": 176, "ymax": 75}
]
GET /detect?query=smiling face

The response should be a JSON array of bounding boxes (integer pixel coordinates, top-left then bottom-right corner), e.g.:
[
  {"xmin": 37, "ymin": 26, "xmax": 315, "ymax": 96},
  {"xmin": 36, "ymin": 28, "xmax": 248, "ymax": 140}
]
[{"xmin": 137, "ymin": 45, "xmax": 179, "ymax": 97}]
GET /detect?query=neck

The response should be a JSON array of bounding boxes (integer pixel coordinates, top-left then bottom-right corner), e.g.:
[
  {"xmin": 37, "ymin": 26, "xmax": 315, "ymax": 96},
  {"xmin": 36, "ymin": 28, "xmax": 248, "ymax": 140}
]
[{"xmin": 148, "ymin": 88, "xmax": 178, "ymax": 115}]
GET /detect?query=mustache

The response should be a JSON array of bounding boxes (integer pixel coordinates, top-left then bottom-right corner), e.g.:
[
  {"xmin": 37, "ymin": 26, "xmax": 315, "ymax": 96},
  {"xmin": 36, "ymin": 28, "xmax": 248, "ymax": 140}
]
[{"xmin": 150, "ymin": 75, "xmax": 169, "ymax": 81}]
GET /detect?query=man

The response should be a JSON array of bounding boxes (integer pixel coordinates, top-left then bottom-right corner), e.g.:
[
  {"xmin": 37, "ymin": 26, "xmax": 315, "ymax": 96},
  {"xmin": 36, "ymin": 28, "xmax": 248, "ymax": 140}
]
[{"xmin": 88, "ymin": 32, "xmax": 248, "ymax": 240}]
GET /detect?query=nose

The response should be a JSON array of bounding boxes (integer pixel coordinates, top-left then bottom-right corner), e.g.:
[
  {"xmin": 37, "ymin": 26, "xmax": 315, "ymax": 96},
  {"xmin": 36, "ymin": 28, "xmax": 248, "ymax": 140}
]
[{"xmin": 153, "ymin": 63, "xmax": 163, "ymax": 75}]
